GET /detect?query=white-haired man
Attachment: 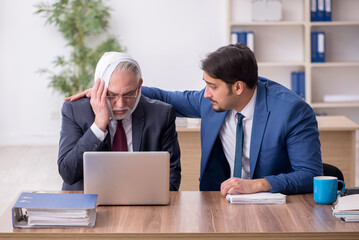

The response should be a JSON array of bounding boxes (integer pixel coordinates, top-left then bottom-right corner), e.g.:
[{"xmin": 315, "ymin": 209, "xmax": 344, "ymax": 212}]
[{"xmin": 58, "ymin": 52, "xmax": 181, "ymax": 191}]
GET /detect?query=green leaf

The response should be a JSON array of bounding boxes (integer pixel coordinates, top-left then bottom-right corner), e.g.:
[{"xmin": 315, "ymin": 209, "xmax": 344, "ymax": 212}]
[{"xmin": 34, "ymin": 0, "xmax": 125, "ymax": 97}]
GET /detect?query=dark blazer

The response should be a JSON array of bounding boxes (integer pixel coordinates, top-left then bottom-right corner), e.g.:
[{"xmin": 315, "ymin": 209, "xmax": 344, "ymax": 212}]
[
  {"xmin": 58, "ymin": 95, "xmax": 181, "ymax": 191},
  {"xmin": 142, "ymin": 77, "xmax": 323, "ymax": 194}
]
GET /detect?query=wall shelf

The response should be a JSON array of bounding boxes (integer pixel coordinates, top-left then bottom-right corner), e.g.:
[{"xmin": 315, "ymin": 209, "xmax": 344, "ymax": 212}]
[{"xmin": 227, "ymin": 0, "xmax": 359, "ymax": 112}]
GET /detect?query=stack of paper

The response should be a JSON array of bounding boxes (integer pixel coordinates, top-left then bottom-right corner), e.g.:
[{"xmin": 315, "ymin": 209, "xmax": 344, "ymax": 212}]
[
  {"xmin": 226, "ymin": 192, "xmax": 286, "ymax": 204},
  {"xmin": 333, "ymin": 194, "xmax": 359, "ymax": 222},
  {"xmin": 12, "ymin": 192, "xmax": 98, "ymax": 228}
]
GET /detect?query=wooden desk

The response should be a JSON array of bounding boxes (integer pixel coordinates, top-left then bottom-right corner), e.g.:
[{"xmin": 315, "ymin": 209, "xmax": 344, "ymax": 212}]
[
  {"xmin": 177, "ymin": 116, "xmax": 359, "ymax": 190},
  {"xmin": 1, "ymin": 191, "xmax": 359, "ymax": 239}
]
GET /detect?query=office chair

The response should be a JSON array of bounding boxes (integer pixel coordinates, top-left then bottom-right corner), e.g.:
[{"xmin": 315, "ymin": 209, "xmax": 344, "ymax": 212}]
[{"xmin": 322, "ymin": 163, "xmax": 344, "ymax": 190}]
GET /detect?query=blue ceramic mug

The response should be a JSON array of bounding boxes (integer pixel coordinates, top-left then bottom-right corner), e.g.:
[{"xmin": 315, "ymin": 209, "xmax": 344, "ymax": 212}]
[{"xmin": 313, "ymin": 176, "xmax": 345, "ymax": 205}]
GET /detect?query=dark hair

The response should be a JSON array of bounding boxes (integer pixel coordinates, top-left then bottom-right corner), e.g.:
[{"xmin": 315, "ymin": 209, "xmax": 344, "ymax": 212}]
[{"xmin": 201, "ymin": 43, "xmax": 258, "ymax": 89}]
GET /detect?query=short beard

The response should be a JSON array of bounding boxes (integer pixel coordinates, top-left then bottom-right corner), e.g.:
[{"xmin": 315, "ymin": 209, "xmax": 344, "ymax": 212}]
[
  {"xmin": 213, "ymin": 106, "xmax": 226, "ymax": 113},
  {"xmin": 211, "ymin": 85, "xmax": 233, "ymax": 113}
]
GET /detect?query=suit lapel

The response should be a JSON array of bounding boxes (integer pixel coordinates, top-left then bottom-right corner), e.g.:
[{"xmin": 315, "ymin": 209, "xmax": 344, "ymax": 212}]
[
  {"xmin": 131, "ymin": 98, "xmax": 145, "ymax": 151},
  {"xmin": 250, "ymin": 80, "xmax": 270, "ymax": 178},
  {"xmin": 200, "ymin": 102, "xmax": 228, "ymax": 177}
]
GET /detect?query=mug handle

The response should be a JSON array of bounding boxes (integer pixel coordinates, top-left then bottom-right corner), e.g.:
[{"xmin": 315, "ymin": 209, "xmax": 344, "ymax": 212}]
[{"xmin": 337, "ymin": 180, "xmax": 346, "ymax": 196}]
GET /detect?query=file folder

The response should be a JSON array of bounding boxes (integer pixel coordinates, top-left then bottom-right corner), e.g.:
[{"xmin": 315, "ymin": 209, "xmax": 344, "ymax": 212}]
[
  {"xmin": 298, "ymin": 72, "xmax": 305, "ymax": 99},
  {"xmin": 317, "ymin": 0, "xmax": 325, "ymax": 21},
  {"xmin": 317, "ymin": 32, "xmax": 325, "ymax": 62},
  {"xmin": 291, "ymin": 72, "xmax": 299, "ymax": 95},
  {"xmin": 324, "ymin": 0, "xmax": 332, "ymax": 21},
  {"xmin": 238, "ymin": 32, "xmax": 247, "ymax": 46},
  {"xmin": 311, "ymin": 32, "xmax": 318, "ymax": 62},
  {"xmin": 231, "ymin": 32, "xmax": 238, "ymax": 44},
  {"xmin": 246, "ymin": 31, "xmax": 255, "ymax": 53},
  {"xmin": 12, "ymin": 192, "xmax": 98, "ymax": 228},
  {"xmin": 311, "ymin": 0, "xmax": 318, "ymax": 21}
]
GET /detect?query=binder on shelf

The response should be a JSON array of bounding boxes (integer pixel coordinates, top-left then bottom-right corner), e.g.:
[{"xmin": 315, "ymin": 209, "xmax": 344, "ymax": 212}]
[
  {"xmin": 298, "ymin": 72, "xmax": 305, "ymax": 99},
  {"xmin": 246, "ymin": 31, "xmax": 255, "ymax": 53},
  {"xmin": 311, "ymin": 0, "xmax": 318, "ymax": 21},
  {"xmin": 230, "ymin": 31, "xmax": 255, "ymax": 53},
  {"xmin": 311, "ymin": 32, "xmax": 318, "ymax": 62},
  {"xmin": 12, "ymin": 192, "xmax": 98, "ymax": 228},
  {"xmin": 291, "ymin": 72, "xmax": 299, "ymax": 96},
  {"xmin": 291, "ymin": 72, "xmax": 305, "ymax": 100},
  {"xmin": 311, "ymin": 0, "xmax": 331, "ymax": 21},
  {"xmin": 317, "ymin": 0, "xmax": 325, "ymax": 21},
  {"xmin": 324, "ymin": 0, "xmax": 332, "ymax": 21},
  {"xmin": 238, "ymin": 32, "xmax": 247, "ymax": 46},
  {"xmin": 317, "ymin": 32, "xmax": 325, "ymax": 62},
  {"xmin": 311, "ymin": 32, "xmax": 325, "ymax": 62}
]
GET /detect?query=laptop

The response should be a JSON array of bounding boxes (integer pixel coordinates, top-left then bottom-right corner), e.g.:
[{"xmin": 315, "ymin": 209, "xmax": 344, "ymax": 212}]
[{"xmin": 83, "ymin": 151, "xmax": 170, "ymax": 205}]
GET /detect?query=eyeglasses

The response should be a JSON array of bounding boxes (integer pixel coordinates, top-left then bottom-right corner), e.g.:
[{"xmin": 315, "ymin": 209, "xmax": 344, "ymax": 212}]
[{"xmin": 107, "ymin": 87, "xmax": 139, "ymax": 103}]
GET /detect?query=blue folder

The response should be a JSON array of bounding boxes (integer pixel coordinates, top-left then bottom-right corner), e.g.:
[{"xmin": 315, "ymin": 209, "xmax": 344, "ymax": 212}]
[
  {"xmin": 311, "ymin": 0, "xmax": 318, "ymax": 21},
  {"xmin": 311, "ymin": 32, "xmax": 318, "ymax": 62},
  {"xmin": 12, "ymin": 192, "xmax": 98, "ymax": 228},
  {"xmin": 291, "ymin": 72, "xmax": 299, "ymax": 95},
  {"xmin": 317, "ymin": 32, "xmax": 326, "ymax": 62},
  {"xmin": 324, "ymin": 0, "xmax": 332, "ymax": 21},
  {"xmin": 298, "ymin": 72, "xmax": 305, "ymax": 100}
]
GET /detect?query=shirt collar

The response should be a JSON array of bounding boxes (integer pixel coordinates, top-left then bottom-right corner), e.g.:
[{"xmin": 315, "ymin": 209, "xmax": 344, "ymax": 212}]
[{"xmin": 239, "ymin": 86, "xmax": 257, "ymax": 120}]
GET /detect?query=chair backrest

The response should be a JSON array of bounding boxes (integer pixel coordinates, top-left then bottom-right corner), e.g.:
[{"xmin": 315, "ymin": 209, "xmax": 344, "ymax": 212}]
[{"xmin": 322, "ymin": 163, "xmax": 344, "ymax": 190}]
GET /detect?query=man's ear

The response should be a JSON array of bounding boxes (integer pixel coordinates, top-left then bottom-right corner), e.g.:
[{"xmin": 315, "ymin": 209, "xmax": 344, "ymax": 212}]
[
  {"xmin": 234, "ymin": 81, "xmax": 244, "ymax": 95},
  {"xmin": 138, "ymin": 78, "xmax": 143, "ymax": 88}
]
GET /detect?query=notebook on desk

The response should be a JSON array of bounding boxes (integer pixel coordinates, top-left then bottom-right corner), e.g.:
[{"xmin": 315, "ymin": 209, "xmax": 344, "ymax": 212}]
[{"xmin": 83, "ymin": 151, "xmax": 170, "ymax": 205}]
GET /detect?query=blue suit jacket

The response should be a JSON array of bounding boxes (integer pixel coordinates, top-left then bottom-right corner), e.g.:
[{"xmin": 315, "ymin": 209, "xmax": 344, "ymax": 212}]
[
  {"xmin": 58, "ymin": 96, "xmax": 181, "ymax": 191},
  {"xmin": 142, "ymin": 77, "xmax": 323, "ymax": 194}
]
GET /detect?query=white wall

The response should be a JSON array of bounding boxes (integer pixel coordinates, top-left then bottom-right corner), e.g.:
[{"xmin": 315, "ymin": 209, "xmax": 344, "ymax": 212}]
[{"xmin": 0, "ymin": 0, "xmax": 227, "ymax": 146}]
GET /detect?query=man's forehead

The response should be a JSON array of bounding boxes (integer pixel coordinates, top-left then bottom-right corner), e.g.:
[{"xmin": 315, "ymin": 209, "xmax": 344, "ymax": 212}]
[{"xmin": 203, "ymin": 73, "xmax": 223, "ymax": 85}]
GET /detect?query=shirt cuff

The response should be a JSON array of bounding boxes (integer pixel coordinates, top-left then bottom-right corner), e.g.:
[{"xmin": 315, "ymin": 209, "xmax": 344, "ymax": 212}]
[{"xmin": 90, "ymin": 122, "xmax": 108, "ymax": 141}]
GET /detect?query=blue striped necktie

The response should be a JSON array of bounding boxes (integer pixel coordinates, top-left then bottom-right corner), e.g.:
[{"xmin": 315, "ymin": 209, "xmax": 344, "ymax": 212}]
[{"xmin": 234, "ymin": 113, "xmax": 244, "ymax": 178}]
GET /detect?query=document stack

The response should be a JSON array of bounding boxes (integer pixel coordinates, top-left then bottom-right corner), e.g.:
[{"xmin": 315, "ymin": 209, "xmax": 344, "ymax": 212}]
[
  {"xmin": 226, "ymin": 192, "xmax": 286, "ymax": 204},
  {"xmin": 333, "ymin": 194, "xmax": 359, "ymax": 222},
  {"xmin": 12, "ymin": 192, "xmax": 98, "ymax": 228}
]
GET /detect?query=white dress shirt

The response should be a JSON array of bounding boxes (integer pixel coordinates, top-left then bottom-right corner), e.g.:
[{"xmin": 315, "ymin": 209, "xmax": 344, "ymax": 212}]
[
  {"xmin": 219, "ymin": 87, "xmax": 257, "ymax": 178},
  {"xmin": 90, "ymin": 116, "xmax": 133, "ymax": 151}
]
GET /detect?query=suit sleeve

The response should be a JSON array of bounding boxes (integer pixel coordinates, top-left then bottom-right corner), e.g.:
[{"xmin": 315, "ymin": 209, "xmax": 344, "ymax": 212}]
[
  {"xmin": 265, "ymin": 101, "xmax": 323, "ymax": 194},
  {"xmin": 141, "ymin": 86, "xmax": 204, "ymax": 118},
  {"xmin": 58, "ymin": 101, "xmax": 105, "ymax": 185},
  {"xmin": 160, "ymin": 105, "xmax": 182, "ymax": 191}
]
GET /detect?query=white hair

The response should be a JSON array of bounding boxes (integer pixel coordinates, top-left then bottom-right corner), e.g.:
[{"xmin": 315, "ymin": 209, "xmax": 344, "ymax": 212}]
[{"xmin": 113, "ymin": 61, "xmax": 142, "ymax": 82}]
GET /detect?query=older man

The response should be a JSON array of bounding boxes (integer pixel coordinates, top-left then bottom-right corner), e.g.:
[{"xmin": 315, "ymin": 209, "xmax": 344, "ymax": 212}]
[{"xmin": 58, "ymin": 52, "xmax": 181, "ymax": 191}]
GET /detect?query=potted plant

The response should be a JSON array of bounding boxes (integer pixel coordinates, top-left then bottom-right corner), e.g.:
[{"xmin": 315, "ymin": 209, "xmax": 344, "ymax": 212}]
[{"xmin": 35, "ymin": 0, "xmax": 125, "ymax": 96}]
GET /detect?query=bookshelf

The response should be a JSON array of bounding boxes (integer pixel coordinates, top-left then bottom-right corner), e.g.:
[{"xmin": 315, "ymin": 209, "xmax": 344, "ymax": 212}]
[{"xmin": 226, "ymin": 0, "xmax": 359, "ymax": 115}]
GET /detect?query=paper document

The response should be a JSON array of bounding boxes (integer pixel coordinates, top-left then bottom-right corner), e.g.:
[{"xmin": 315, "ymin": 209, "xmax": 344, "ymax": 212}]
[
  {"xmin": 226, "ymin": 192, "xmax": 286, "ymax": 204},
  {"xmin": 333, "ymin": 194, "xmax": 359, "ymax": 222}
]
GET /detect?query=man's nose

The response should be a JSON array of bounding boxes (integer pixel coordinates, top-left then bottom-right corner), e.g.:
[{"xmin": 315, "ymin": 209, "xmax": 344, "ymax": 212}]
[
  {"xmin": 115, "ymin": 97, "xmax": 126, "ymax": 108},
  {"xmin": 204, "ymin": 87, "xmax": 211, "ymax": 99}
]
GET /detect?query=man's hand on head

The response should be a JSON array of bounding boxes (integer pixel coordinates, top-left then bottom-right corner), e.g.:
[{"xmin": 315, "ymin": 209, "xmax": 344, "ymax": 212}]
[
  {"xmin": 64, "ymin": 88, "xmax": 92, "ymax": 102},
  {"xmin": 90, "ymin": 78, "xmax": 110, "ymax": 132},
  {"xmin": 220, "ymin": 177, "xmax": 272, "ymax": 196}
]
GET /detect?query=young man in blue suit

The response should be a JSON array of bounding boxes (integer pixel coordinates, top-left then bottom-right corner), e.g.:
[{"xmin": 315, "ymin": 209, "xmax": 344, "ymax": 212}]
[
  {"xmin": 59, "ymin": 52, "xmax": 181, "ymax": 191},
  {"xmin": 141, "ymin": 43, "xmax": 323, "ymax": 195},
  {"xmin": 68, "ymin": 44, "xmax": 323, "ymax": 195}
]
